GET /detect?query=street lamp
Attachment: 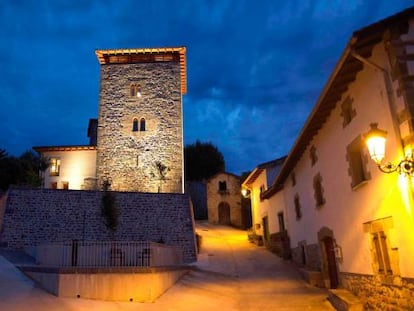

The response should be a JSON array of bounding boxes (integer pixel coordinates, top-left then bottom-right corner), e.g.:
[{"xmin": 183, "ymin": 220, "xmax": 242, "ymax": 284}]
[
  {"xmin": 364, "ymin": 123, "xmax": 414, "ymax": 176},
  {"xmin": 241, "ymin": 187, "xmax": 251, "ymax": 198}
]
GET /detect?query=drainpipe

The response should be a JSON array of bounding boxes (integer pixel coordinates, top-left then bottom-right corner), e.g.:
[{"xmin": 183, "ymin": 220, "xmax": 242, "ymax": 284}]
[{"xmin": 350, "ymin": 49, "xmax": 406, "ymax": 156}]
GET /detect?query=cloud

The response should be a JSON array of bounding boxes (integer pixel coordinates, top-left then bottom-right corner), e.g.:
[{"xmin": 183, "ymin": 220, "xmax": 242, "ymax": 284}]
[{"xmin": 0, "ymin": 0, "xmax": 413, "ymax": 173}]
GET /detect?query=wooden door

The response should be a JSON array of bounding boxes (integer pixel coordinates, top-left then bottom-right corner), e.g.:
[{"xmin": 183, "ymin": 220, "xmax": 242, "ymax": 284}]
[
  {"xmin": 323, "ymin": 237, "xmax": 339, "ymax": 288},
  {"xmin": 218, "ymin": 202, "xmax": 231, "ymax": 225}
]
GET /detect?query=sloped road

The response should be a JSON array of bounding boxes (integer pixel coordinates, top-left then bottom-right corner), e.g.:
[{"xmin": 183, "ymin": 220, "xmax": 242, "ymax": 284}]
[
  {"xmin": 170, "ymin": 222, "xmax": 335, "ymax": 311},
  {"xmin": 0, "ymin": 222, "xmax": 334, "ymax": 310}
]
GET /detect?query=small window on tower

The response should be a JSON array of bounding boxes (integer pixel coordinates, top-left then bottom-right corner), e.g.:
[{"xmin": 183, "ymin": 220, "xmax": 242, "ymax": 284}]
[
  {"xmin": 130, "ymin": 83, "xmax": 142, "ymax": 97},
  {"xmin": 218, "ymin": 181, "xmax": 227, "ymax": 192},
  {"xmin": 132, "ymin": 118, "xmax": 139, "ymax": 132},
  {"xmin": 140, "ymin": 118, "xmax": 146, "ymax": 131}
]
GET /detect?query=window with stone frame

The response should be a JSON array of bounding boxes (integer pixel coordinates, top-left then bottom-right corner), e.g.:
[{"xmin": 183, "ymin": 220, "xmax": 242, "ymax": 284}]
[
  {"xmin": 49, "ymin": 158, "xmax": 61, "ymax": 176},
  {"xmin": 346, "ymin": 136, "xmax": 371, "ymax": 189},
  {"xmin": 340, "ymin": 96, "xmax": 356, "ymax": 128},
  {"xmin": 313, "ymin": 173, "xmax": 325, "ymax": 208},
  {"xmin": 363, "ymin": 217, "xmax": 399, "ymax": 282},
  {"xmin": 310, "ymin": 145, "xmax": 318, "ymax": 166},
  {"xmin": 294, "ymin": 194, "xmax": 302, "ymax": 220},
  {"xmin": 132, "ymin": 118, "xmax": 139, "ymax": 132}
]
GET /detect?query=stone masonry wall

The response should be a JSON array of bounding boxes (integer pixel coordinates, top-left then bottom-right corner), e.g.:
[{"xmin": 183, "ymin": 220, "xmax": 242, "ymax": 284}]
[
  {"xmin": 0, "ymin": 188, "xmax": 196, "ymax": 263},
  {"xmin": 206, "ymin": 173, "xmax": 242, "ymax": 227},
  {"xmin": 341, "ymin": 272, "xmax": 414, "ymax": 310},
  {"xmin": 291, "ymin": 243, "xmax": 321, "ymax": 271},
  {"xmin": 96, "ymin": 61, "xmax": 183, "ymax": 193}
]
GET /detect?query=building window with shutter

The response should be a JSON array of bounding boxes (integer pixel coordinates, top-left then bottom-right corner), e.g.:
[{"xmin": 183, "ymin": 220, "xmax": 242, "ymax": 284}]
[
  {"xmin": 313, "ymin": 173, "xmax": 325, "ymax": 208},
  {"xmin": 50, "ymin": 158, "xmax": 61, "ymax": 176},
  {"xmin": 294, "ymin": 194, "xmax": 302, "ymax": 220},
  {"xmin": 372, "ymin": 231, "xmax": 392, "ymax": 275},
  {"xmin": 340, "ymin": 96, "xmax": 356, "ymax": 128},
  {"xmin": 363, "ymin": 217, "xmax": 399, "ymax": 284},
  {"xmin": 278, "ymin": 212, "xmax": 285, "ymax": 232},
  {"xmin": 346, "ymin": 136, "xmax": 370, "ymax": 189}
]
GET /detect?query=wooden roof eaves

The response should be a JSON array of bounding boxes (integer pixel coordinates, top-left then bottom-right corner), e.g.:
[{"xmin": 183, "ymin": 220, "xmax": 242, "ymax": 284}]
[
  {"xmin": 33, "ymin": 145, "xmax": 97, "ymax": 153},
  {"xmin": 95, "ymin": 46, "xmax": 187, "ymax": 94},
  {"xmin": 242, "ymin": 168, "xmax": 263, "ymax": 188},
  {"xmin": 263, "ymin": 45, "xmax": 354, "ymax": 199},
  {"xmin": 263, "ymin": 6, "xmax": 414, "ymax": 200},
  {"xmin": 242, "ymin": 156, "xmax": 287, "ymax": 188}
]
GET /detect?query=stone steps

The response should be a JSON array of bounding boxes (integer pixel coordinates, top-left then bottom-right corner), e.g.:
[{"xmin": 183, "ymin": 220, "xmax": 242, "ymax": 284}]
[{"xmin": 327, "ymin": 289, "xmax": 363, "ymax": 311}]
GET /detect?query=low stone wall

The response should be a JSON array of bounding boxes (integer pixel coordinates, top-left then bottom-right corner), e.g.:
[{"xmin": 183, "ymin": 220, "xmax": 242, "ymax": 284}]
[
  {"xmin": 22, "ymin": 266, "xmax": 187, "ymax": 302},
  {"xmin": 291, "ymin": 242, "xmax": 321, "ymax": 271},
  {"xmin": 0, "ymin": 187, "xmax": 197, "ymax": 263},
  {"xmin": 267, "ymin": 231, "xmax": 291, "ymax": 259},
  {"xmin": 341, "ymin": 272, "xmax": 414, "ymax": 310}
]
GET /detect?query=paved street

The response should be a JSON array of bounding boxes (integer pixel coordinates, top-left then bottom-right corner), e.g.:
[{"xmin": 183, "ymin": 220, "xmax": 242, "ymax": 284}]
[{"xmin": 0, "ymin": 222, "xmax": 334, "ymax": 310}]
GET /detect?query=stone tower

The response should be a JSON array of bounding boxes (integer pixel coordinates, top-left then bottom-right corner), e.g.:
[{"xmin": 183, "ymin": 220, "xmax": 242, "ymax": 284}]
[{"xmin": 95, "ymin": 47, "xmax": 187, "ymax": 193}]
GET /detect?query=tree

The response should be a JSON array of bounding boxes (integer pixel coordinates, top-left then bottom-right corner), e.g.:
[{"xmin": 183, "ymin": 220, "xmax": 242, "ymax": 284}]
[
  {"xmin": 151, "ymin": 161, "xmax": 170, "ymax": 192},
  {"xmin": 184, "ymin": 140, "xmax": 225, "ymax": 181},
  {"xmin": 0, "ymin": 149, "xmax": 46, "ymax": 190}
]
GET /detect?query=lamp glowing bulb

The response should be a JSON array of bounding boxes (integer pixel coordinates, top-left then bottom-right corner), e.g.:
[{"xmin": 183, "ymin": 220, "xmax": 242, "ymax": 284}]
[{"xmin": 365, "ymin": 123, "xmax": 387, "ymax": 164}]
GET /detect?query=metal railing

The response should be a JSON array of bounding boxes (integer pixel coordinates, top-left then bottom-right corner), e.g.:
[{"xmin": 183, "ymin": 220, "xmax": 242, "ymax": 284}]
[{"xmin": 36, "ymin": 240, "xmax": 183, "ymax": 267}]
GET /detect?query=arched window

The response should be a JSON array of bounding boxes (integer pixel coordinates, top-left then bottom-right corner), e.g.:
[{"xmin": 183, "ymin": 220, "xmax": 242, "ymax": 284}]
[
  {"xmin": 140, "ymin": 118, "xmax": 146, "ymax": 131},
  {"xmin": 132, "ymin": 118, "xmax": 139, "ymax": 132}
]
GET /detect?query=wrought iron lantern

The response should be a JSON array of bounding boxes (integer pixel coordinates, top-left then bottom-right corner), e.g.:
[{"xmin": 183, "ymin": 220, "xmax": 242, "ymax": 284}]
[{"xmin": 364, "ymin": 123, "xmax": 414, "ymax": 176}]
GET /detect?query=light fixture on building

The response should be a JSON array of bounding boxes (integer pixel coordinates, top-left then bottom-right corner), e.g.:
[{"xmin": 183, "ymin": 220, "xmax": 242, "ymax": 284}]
[
  {"xmin": 364, "ymin": 123, "xmax": 414, "ymax": 176},
  {"xmin": 241, "ymin": 188, "xmax": 251, "ymax": 198}
]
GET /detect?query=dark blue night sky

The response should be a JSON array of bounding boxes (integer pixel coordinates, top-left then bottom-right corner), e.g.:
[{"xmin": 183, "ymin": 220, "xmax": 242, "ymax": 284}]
[{"xmin": 0, "ymin": 1, "xmax": 412, "ymax": 174}]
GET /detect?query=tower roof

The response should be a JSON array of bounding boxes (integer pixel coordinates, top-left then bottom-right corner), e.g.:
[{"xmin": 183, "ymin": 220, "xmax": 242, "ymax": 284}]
[{"xmin": 95, "ymin": 47, "xmax": 187, "ymax": 94}]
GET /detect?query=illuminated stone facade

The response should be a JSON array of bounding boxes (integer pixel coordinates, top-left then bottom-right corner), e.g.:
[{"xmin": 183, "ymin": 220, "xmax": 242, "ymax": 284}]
[
  {"xmin": 96, "ymin": 59, "xmax": 184, "ymax": 192},
  {"xmin": 206, "ymin": 172, "xmax": 242, "ymax": 227},
  {"xmin": 34, "ymin": 47, "xmax": 187, "ymax": 193}
]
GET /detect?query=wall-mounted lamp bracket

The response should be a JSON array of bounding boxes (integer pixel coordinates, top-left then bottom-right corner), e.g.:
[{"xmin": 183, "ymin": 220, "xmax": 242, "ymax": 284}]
[{"xmin": 365, "ymin": 123, "xmax": 414, "ymax": 177}]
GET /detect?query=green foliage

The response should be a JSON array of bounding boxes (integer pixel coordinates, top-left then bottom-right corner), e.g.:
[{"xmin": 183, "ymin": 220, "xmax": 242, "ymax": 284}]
[
  {"xmin": 184, "ymin": 140, "xmax": 225, "ymax": 181},
  {"xmin": 101, "ymin": 191, "xmax": 118, "ymax": 231},
  {"xmin": 151, "ymin": 161, "xmax": 170, "ymax": 192},
  {"xmin": 0, "ymin": 149, "xmax": 47, "ymax": 190}
]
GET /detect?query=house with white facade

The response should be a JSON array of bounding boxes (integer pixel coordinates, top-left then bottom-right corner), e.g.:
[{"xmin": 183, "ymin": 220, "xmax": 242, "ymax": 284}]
[
  {"xmin": 260, "ymin": 7, "xmax": 414, "ymax": 309},
  {"xmin": 241, "ymin": 157, "xmax": 289, "ymax": 257}
]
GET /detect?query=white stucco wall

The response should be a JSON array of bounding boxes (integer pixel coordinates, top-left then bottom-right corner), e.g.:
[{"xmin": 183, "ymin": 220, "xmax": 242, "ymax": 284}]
[
  {"xmin": 249, "ymin": 168, "xmax": 286, "ymax": 236},
  {"xmin": 41, "ymin": 149, "xmax": 97, "ymax": 190},
  {"xmin": 282, "ymin": 38, "xmax": 414, "ymax": 278}
]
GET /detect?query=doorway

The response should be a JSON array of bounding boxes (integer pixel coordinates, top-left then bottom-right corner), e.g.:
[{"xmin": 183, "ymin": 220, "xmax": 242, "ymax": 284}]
[
  {"xmin": 218, "ymin": 202, "xmax": 231, "ymax": 225},
  {"xmin": 322, "ymin": 236, "xmax": 339, "ymax": 288},
  {"xmin": 262, "ymin": 216, "xmax": 269, "ymax": 244}
]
